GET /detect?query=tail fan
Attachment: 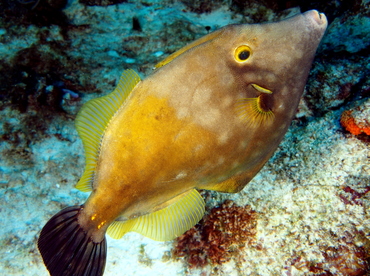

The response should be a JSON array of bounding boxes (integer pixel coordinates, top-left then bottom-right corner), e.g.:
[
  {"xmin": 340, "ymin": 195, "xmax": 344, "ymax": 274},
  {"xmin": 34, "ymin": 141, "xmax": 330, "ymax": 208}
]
[{"xmin": 38, "ymin": 205, "xmax": 107, "ymax": 276}]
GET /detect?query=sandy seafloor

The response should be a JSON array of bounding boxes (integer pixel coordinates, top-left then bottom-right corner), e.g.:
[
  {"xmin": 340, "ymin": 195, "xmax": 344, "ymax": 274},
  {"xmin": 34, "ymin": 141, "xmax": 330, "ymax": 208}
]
[{"xmin": 0, "ymin": 0, "xmax": 369, "ymax": 275}]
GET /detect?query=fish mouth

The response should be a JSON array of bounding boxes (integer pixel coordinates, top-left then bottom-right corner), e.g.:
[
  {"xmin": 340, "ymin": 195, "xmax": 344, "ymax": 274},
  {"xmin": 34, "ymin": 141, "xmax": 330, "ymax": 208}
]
[
  {"xmin": 303, "ymin": 10, "xmax": 328, "ymax": 29},
  {"xmin": 318, "ymin": 12, "xmax": 326, "ymax": 23}
]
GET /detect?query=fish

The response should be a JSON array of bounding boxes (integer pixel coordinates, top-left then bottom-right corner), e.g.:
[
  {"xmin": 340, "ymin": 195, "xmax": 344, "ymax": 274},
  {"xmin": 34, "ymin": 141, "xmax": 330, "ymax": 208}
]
[{"xmin": 38, "ymin": 10, "xmax": 327, "ymax": 276}]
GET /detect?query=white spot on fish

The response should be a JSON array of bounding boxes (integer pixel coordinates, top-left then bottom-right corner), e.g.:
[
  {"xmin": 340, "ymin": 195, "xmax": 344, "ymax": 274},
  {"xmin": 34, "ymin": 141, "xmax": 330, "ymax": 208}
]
[
  {"xmin": 197, "ymin": 107, "xmax": 220, "ymax": 128},
  {"xmin": 193, "ymin": 144, "xmax": 205, "ymax": 153},
  {"xmin": 193, "ymin": 87, "xmax": 212, "ymax": 105},
  {"xmin": 276, "ymin": 103, "xmax": 285, "ymax": 112},
  {"xmin": 265, "ymin": 72, "xmax": 276, "ymax": 83},
  {"xmin": 217, "ymin": 156, "xmax": 225, "ymax": 165},
  {"xmin": 218, "ymin": 132, "xmax": 229, "ymax": 144},
  {"xmin": 249, "ymin": 149, "xmax": 262, "ymax": 159},
  {"xmin": 177, "ymin": 107, "xmax": 189, "ymax": 119},
  {"xmin": 232, "ymin": 161, "xmax": 240, "ymax": 169},
  {"xmin": 280, "ymin": 87, "xmax": 288, "ymax": 96},
  {"xmin": 221, "ymin": 96, "xmax": 233, "ymax": 108},
  {"xmin": 175, "ymin": 171, "xmax": 187, "ymax": 180},
  {"xmin": 239, "ymin": 140, "xmax": 248, "ymax": 150}
]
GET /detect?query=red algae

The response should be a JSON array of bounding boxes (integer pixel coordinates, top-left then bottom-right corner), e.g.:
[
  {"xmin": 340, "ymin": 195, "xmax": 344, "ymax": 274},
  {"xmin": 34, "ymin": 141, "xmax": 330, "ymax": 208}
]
[
  {"xmin": 339, "ymin": 186, "xmax": 370, "ymax": 206},
  {"xmin": 312, "ymin": 234, "xmax": 370, "ymax": 276},
  {"xmin": 172, "ymin": 200, "xmax": 257, "ymax": 268},
  {"xmin": 285, "ymin": 233, "xmax": 370, "ymax": 276}
]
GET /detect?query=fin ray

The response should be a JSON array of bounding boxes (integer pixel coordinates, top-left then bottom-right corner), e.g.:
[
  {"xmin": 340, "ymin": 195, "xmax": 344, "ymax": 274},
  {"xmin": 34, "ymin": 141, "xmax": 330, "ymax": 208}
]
[
  {"xmin": 107, "ymin": 189, "xmax": 205, "ymax": 241},
  {"xmin": 75, "ymin": 69, "xmax": 141, "ymax": 192},
  {"xmin": 236, "ymin": 96, "xmax": 274, "ymax": 128},
  {"xmin": 38, "ymin": 205, "xmax": 107, "ymax": 276}
]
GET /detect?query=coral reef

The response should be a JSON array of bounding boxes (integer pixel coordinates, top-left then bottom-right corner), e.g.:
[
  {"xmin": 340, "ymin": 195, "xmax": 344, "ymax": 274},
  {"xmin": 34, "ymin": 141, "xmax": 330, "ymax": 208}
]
[
  {"xmin": 172, "ymin": 200, "xmax": 257, "ymax": 268},
  {"xmin": 340, "ymin": 99, "xmax": 370, "ymax": 136}
]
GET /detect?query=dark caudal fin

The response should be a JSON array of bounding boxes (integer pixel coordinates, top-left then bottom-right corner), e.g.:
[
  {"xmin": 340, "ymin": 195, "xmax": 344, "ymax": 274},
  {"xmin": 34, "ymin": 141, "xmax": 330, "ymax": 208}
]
[{"xmin": 38, "ymin": 205, "xmax": 107, "ymax": 276}]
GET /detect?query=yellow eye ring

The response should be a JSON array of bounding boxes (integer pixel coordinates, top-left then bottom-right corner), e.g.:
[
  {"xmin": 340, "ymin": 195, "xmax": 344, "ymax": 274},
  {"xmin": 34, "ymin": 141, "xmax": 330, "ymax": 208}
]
[{"xmin": 234, "ymin": 45, "xmax": 252, "ymax": 62}]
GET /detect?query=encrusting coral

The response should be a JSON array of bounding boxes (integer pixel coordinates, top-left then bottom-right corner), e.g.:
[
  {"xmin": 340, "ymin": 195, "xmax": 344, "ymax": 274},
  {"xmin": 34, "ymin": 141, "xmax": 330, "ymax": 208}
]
[{"xmin": 172, "ymin": 200, "xmax": 257, "ymax": 268}]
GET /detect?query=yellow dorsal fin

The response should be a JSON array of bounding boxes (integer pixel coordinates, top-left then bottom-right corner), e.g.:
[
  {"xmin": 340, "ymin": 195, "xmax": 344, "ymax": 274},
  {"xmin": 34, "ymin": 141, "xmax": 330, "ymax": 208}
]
[
  {"xmin": 107, "ymin": 189, "xmax": 205, "ymax": 241},
  {"xmin": 154, "ymin": 27, "xmax": 225, "ymax": 69},
  {"xmin": 75, "ymin": 69, "xmax": 141, "ymax": 192}
]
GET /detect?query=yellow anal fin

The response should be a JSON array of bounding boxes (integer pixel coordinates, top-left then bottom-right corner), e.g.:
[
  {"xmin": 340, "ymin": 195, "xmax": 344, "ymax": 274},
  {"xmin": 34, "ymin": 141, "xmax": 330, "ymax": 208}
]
[
  {"xmin": 75, "ymin": 69, "xmax": 141, "ymax": 192},
  {"xmin": 107, "ymin": 189, "xmax": 205, "ymax": 241},
  {"xmin": 154, "ymin": 27, "xmax": 225, "ymax": 69}
]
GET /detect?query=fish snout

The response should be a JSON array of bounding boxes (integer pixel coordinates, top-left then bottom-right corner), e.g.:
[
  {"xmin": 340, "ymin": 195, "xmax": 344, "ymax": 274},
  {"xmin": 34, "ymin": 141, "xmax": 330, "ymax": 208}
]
[{"xmin": 304, "ymin": 9, "xmax": 328, "ymax": 30}]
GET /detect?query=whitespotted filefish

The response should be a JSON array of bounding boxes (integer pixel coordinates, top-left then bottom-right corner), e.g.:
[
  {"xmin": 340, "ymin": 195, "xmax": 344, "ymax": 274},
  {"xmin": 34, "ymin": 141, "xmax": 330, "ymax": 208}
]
[{"xmin": 38, "ymin": 10, "xmax": 327, "ymax": 276}]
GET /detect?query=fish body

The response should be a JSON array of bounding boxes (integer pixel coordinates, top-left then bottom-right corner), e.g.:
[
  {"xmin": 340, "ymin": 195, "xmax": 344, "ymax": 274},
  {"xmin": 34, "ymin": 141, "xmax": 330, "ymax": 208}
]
[{"xmin": 38, "ymin": 10, "xmax": 327, "ymax": 276}]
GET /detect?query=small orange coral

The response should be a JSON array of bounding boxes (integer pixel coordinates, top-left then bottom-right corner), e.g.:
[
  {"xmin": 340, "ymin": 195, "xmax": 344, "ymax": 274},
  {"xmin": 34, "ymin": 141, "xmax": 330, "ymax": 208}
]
[
  {"xmin": 341, "ymin": 110, "xmax": 362, "ymax": 135},
  {"xmin": 172, "ymin": 200, "xmax": 257, "ymax": 268},
  {"xmin": 340, "ymin": 110, "xmax": 370, "ymax": 136}
]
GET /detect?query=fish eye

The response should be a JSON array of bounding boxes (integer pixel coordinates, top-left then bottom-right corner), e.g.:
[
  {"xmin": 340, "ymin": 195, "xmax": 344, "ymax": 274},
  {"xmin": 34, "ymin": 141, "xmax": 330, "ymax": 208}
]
[{"xmin": 234, "ymin": 45, "xmax": 251, "ymax": 62}]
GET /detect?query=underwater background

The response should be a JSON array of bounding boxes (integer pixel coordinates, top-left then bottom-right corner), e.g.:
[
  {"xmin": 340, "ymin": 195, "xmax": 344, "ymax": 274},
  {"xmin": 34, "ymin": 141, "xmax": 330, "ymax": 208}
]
[{"xmin": 0, "ymin": 0, "xmax": 369, "ymax": 275}]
